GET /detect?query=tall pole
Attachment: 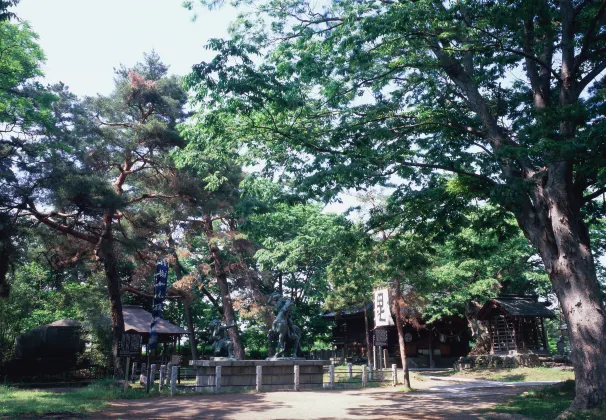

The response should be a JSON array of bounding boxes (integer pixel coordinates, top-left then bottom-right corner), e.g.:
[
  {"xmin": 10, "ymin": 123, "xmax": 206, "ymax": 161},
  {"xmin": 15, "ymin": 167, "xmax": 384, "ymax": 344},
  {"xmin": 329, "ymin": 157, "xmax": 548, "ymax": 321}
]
[
  {"xmin": 363, "ymin": 302, "xmax": 373, "ymax": 364},
  {"xmin": 393, "ymin": 278, "xmax": 411, "ymax": 388}
]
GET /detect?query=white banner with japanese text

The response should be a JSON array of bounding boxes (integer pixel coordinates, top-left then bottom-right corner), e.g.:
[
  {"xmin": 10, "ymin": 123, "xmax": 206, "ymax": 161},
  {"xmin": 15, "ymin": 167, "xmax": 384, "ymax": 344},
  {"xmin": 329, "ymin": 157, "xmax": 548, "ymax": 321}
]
[{"xmin": 373, "ymin": 288, "xmax": 394, "ymax": 327}]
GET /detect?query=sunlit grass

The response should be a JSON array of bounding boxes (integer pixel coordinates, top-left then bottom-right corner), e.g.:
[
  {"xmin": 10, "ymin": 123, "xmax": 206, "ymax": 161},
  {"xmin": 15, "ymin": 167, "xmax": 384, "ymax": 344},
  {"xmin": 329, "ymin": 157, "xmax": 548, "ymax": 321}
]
[
  {"xmin": 0, "ymin": 378, "xmax": 160, "ymax": 415},
  {"xmin": 491, "ymin": 381, "xmax": 606, "ymax": 420},
  {"xmin": 426, "ymin": 366, "xmax": 574, "ymax": 382}
]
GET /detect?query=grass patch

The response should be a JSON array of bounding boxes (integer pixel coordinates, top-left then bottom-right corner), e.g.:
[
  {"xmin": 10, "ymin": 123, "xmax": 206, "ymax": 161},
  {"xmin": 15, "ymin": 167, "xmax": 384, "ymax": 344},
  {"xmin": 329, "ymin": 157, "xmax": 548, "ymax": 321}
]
[
  {"xmin": 426, "ymin": 367, "xmax": 574, "ymax": 382},
  {"xmin": 0, "ymin": 378, "xmax": 159, "ymax": 416},
  {"xmin": 491, "ymin": 380, "xmax": 606, "ymax": 420}
]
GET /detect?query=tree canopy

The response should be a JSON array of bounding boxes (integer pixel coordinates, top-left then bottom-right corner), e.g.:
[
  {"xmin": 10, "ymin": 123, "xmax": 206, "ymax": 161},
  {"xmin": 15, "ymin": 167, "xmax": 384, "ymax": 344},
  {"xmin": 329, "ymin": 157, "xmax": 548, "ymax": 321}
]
[{"xmin": 185, "ymin": 0, "xmax": 606, "ymax": 409}]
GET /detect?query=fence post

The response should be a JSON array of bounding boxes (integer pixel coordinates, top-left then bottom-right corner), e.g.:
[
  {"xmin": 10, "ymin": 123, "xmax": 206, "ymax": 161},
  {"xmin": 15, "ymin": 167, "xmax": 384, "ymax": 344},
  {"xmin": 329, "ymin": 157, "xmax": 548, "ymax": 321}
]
[
  {"xmin": 195, "ymin": 367, "xmax": 203, "ymax": 392},
  {"xmin": 294, "ymin": 365, "xmax": 300, "ymax": 391},
  {"xmin": 256, "ymin": 365, "xmax": 263, "ymax": 392},
  {"xmin": 392, "ymin": 364, "xmax": 397, "ymax": 386},
  {"xmin": 347, "ymin": 363, "xmax": 353, "ymax": 380},
  {"xmin": 362, "ymin": 364, "xmax": 368, "ymax": 388},
  {"xmin": 170, "ymin": 365, "xmax": 178, "ymax": 396},
  {"xmin": 368, "ymin": 363, "xmax": 373, "ymax": 381},
  {"xmin": 131, "ymin": 361, "xmax": 137, "ymax": 383},
  {"xmin": 329, "ymin": 364, "xmax": 335, "ymax": 389},
  {"xmin": 166, "ymin": 363, "xmax": 172, "ymax": 386},
  {"xmin": 159, "ymin": 365, "xmax": 166, "ymax": 390},
  {"xmin": 215, "ymin": 365, "xmax": 222, "ymax": 393},
  {"xmin": 150, "ymin": 364, "xmax": 156, "ymax": 387}
]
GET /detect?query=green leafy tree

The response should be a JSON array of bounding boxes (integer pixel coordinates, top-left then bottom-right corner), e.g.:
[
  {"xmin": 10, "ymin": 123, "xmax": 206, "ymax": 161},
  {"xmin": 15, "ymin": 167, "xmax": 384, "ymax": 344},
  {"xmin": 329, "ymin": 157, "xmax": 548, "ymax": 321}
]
[
  {"xmin": 186, "ymin": 0, "xmax": 606, "ymax": 408},
  {"xmin": 242, "ymin": 199, "xmax": 352, "ymax": 349},
  {"xmin": 0, "ymin": 20, "xmax": 54, "ymax": 297},
  {"xmin": 21, "ymin": 52, "xmax": 190, "ymax": 369}
]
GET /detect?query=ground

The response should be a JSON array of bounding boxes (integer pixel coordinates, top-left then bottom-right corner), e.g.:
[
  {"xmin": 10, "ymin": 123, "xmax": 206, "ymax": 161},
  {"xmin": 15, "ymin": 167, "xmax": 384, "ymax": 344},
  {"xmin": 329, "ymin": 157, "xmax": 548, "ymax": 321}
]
[
  {"xmin": 2, "ymin": 368, "xmax": 600, "ymax": 419},
  {"xmin": 101, "ymin": 380, "xmax": 525, "ymax": 420}
]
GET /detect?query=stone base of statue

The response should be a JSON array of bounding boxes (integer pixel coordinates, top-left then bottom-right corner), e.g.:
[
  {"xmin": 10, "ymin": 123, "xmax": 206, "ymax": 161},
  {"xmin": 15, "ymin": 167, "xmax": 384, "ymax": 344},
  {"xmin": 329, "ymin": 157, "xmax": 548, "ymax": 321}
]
[
  {"xmin": 189, "ymin": 359, "xmax": 329, "ymax": 392},
  {"xmin": 265, "ymin": 356, "xmax": 306, "ymax": 361}
]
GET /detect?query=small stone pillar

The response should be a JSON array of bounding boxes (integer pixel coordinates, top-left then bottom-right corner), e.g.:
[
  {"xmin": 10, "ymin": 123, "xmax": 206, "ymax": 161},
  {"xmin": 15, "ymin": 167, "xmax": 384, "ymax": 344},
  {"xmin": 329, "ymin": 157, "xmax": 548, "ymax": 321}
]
[
  {"xmin": 294, "ymin": 365, "xmax": 300, "ymax": 391},
  {"xmin": 347, "ymin": 363, "xmax": 353, "ymax": 380},
  {"xmin": 384, "ymin": 349, "xmax": 389, "ymax": 368},
  {"xmin": 392, "ymin": 364, "xmax": 397, "ymax": 386},
  {"xmin": 256, "ymin": 365, "xmax": 263, "ymax": 392},
  {"xmin": 362, "ymin": 364, "xmax": 368, "ymax": 387},
  {"xmin": 373, "ymin": 346, "xmax": 378, "ymax": 368},
  {"xmin": 166, "ymin": 363, "xmax": 172, "ymax": 386},
  {"xmin": 215, "ymin": 365, "xmax": 222, "ymax": 393},
  {"xmin": 329, "ymin": 364, "xmax": 335, "ymax": 389},
  {"xmin": 170, "ymin": 365, "xmax": 178, "ymax": 396},
  {"xmin": 368, "ymin": 363, "xmax": 373, "ymax": 381},
  {"xmin": 159, "ymin": 365, "xmax": 166, "ymax": 390},
  {"xmin": 150, "ymin": 364, "xmax": 157, "ymax": 387},
  {"xmin": 131, "ymin": 361, "xmax": 138, "ymax": 383}
]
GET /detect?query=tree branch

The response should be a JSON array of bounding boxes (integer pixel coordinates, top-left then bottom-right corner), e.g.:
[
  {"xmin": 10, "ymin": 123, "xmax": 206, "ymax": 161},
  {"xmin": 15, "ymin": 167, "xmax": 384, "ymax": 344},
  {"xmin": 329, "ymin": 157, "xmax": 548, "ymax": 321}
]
[{"xmin": 582, "ymin": 186, "xmax": 606, "ymax": 203}]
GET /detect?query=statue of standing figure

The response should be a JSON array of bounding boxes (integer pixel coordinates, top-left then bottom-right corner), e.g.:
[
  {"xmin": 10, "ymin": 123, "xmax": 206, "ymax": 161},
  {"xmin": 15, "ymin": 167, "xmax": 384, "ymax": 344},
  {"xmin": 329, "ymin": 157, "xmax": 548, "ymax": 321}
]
[
  {"xmin": 209, "ymin": 319, "xmax": 237, "ymax": 359},
  {"xmin": 267, "ymin": 292, "xmax": 301, "ymax": 359}
]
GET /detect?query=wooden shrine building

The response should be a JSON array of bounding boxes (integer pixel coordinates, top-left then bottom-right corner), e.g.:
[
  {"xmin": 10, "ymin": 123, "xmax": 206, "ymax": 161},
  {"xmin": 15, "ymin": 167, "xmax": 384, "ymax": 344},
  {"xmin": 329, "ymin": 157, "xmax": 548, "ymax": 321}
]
[
  {"xmin": 122, "ymin": 305, "xmax": 188, "ymax": 361},
  {"xmin": 323, "ymin": 306, "xmax": 471, "ymax": 368},
  {"xmin": 476, "ymin": 296, "xmax": 555, "ymax": 355}
]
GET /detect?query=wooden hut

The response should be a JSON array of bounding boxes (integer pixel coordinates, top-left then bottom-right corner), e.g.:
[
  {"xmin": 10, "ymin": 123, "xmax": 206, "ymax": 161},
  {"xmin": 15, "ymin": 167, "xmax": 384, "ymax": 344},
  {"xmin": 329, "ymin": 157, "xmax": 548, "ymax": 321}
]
[
  {"xmin": 477, "ymin": 296, "xmax": 555, "ymax": 354},
  {"xmin": 123, "ymin": 305, "xmax": 188, "ymax": 360}
]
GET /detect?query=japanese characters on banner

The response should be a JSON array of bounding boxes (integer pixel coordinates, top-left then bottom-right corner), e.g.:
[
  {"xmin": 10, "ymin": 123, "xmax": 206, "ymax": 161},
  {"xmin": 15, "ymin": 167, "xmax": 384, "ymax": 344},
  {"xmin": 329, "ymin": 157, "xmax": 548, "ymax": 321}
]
[
  {"xmin": 373, "ymin": 288, "xmax": 394, "ymax": 327},
  {"xmin": 148, "ymin": 259, "xmax": 168, "ymax": 350}
]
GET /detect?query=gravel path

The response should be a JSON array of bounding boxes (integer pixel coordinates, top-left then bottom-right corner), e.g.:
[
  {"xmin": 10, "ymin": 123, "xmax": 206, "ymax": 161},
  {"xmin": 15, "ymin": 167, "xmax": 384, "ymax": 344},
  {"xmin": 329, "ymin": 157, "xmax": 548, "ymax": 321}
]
[{"xmin": 100, "ymin": 378, "xmax": 540, "ymax": 420}]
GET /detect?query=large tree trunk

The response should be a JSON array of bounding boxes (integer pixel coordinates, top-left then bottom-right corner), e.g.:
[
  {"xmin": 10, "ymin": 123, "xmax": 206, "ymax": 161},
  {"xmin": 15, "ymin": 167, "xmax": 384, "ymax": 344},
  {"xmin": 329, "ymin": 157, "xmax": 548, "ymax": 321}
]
[
  {"xmin": 183, "ymin": 299, "xmax": 198, "ymax": 360},
  {"xmin": 203, "ymin": 214, "xmax": 245, "ymax": 360},
  {"xmin": 97, "ymin": 212, "xmax": 125, "ymax": 378},
  {"xmin": 515, "ymin": 164, "xmax": 606, "ymax": 409},
  {"xmin": 393, "ymin": 278, "xmax": 411, "ymax": 389},
  {"xmin": 171, "ymin": 249, "xmax": 198, "ymax": 360}
]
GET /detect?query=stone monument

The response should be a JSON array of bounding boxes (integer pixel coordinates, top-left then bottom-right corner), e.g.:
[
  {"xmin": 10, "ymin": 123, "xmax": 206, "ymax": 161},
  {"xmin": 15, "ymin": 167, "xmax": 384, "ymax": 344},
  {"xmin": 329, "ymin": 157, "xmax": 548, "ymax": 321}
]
[{"xmin": 189, "ymin": 292, "xmax": 328, "ymax": 393}]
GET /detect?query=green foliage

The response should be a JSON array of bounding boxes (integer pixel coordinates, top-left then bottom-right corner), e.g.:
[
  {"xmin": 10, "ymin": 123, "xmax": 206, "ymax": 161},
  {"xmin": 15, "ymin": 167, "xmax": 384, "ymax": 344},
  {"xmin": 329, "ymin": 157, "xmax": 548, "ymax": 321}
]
[
  {"xmin": 0, "ymin": 253, "xmax": 110, "ymax": 367},
  {"xmin": 184, "ymin": 0, "xmax": 606, "ymax": 272}
]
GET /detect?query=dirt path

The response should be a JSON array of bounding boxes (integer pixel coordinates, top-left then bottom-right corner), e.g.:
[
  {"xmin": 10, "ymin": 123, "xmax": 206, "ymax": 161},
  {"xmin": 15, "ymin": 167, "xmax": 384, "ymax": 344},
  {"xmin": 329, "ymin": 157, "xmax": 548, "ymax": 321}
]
[{"xmin": 100, "ymin": 379, "xmax": 534, "ymax": 420}]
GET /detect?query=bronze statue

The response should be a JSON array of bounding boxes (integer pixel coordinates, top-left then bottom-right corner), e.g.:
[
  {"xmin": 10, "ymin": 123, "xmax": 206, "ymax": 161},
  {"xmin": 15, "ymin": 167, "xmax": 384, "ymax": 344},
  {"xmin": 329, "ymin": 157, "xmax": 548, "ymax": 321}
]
[
  {"xmin": 267, "ymin": 292, "xmax": 301, "ymax": 358},
  {"xmin": 209, "ymin": 319, "xmax": 236, "ymax": 359}
]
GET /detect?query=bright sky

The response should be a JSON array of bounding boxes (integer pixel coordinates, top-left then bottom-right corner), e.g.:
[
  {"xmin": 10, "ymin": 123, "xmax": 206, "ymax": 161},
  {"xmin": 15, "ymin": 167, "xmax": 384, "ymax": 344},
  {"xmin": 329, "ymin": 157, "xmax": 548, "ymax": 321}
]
[{"xmin": 15, "ymin": 0, "xmax": 239, "ymax": 97}]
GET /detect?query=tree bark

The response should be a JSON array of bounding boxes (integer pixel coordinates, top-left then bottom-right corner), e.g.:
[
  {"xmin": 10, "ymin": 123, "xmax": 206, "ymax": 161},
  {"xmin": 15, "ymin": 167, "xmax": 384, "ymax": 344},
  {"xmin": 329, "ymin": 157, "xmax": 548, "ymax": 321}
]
[
  {"xmin": 183, "ymin": 299, "xmax": 198, "ymax": 360},
  {"xmin": 393, "ymin": 278, "xmax": 411, "ymax": 389},
  {"xmin": 514, "ymin": 166, "xmax": 606, "ymax": 409},
  {"xmin": 97, "ymin": 211, "xmax": 124, "ymax": 378},
  {"xmin": 171, "ymin": 249, "xmax": 198, "ymax": 360},
  {"xmin": 203, "ymin": 214, "xmax": 245, "ymax": 360}
]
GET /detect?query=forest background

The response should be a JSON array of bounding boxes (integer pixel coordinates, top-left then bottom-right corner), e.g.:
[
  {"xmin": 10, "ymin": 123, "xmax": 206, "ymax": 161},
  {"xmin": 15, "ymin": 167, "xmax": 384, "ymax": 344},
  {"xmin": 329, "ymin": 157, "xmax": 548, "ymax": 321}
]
[{"xmin": 0, "ymin": 0, "xmax": 605, "ymax": 411}]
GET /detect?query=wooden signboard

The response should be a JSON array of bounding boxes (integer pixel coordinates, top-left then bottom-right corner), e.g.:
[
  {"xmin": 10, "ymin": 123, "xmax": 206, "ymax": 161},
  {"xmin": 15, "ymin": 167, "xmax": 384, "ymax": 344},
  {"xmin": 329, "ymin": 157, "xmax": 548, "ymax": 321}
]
[{"xmin": 117, "ymin": 333, "xmax": 142, "ymax": 357}]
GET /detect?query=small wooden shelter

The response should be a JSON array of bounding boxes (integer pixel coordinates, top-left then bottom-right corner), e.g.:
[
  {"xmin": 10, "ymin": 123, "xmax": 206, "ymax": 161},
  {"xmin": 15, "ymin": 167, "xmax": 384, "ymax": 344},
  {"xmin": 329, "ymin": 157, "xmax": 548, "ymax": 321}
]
[
  {"xmin": 123, "ymin": 305, "xmax": 188, "ymax": 348},
  {"xmin": 477, "ymin": 296, "xmax": 555, "ymax": 354}
]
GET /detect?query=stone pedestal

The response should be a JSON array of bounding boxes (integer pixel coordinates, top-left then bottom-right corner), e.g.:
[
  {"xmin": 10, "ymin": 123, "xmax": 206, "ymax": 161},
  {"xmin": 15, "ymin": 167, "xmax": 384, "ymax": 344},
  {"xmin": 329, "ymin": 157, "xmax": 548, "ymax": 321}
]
[{"xmin": 189, "ymin": 359, "xmax": 329, "ymax": 392}]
